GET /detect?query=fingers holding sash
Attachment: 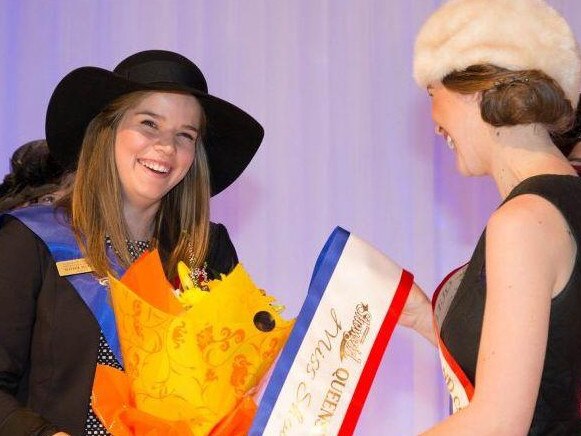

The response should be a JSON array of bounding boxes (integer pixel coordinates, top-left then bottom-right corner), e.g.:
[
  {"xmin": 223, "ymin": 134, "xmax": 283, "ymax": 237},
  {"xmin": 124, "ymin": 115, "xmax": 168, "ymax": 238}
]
[{"xmin": 398, "ymin": 282, "xmax": 436, "ymax": 346}]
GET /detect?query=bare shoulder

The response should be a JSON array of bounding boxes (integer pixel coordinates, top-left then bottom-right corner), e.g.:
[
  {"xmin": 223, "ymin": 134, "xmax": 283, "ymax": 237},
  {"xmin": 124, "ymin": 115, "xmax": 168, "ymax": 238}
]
[
  {"xmin": 486, "ymin": 193, "xmax": 575, "ymax": 298},
  {"xmin": 488, "ymin": 193, "xmax": 570, "ymax": 238}
]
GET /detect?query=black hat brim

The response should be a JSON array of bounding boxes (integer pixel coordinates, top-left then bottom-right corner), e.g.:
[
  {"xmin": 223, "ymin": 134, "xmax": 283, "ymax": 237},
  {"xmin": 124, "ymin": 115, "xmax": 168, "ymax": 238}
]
[{"xmin": 46, "ymin": 67, "xmax": 264, "ymax": 196}]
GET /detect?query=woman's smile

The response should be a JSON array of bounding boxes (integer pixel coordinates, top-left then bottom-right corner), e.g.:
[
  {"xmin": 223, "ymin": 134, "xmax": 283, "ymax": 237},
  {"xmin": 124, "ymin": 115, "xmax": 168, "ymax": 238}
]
[{"xmin": 137, "ymin": 158, "xmax": 172, "ymax": 175}]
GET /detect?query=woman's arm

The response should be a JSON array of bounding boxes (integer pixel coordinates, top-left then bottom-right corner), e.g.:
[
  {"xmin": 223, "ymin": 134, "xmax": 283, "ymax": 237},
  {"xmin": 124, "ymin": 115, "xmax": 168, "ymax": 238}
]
[
  {"xmin": 0, "ymin": 217, "xmax": 60, "ymax": 435},
  {"xmin": 399, "ymin": 282, "xmax": 436, "ymax": 345},
  {"xmin": 422, "ymin": 194, "xmax": 573, "ymax": 435}
]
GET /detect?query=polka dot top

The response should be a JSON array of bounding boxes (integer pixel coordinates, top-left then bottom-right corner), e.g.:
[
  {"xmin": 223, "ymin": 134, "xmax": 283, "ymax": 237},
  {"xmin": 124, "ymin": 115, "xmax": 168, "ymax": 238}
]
[{"xmin": 84, "ymin": 239, "xmax": 150, "ymax": 435}]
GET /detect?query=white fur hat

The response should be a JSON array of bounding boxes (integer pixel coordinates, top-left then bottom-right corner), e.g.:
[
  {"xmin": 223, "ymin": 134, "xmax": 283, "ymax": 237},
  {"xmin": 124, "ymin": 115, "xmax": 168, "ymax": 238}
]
[{"xmin": 413, "ymin": 0, "xmax": 581, "ymax": 107}]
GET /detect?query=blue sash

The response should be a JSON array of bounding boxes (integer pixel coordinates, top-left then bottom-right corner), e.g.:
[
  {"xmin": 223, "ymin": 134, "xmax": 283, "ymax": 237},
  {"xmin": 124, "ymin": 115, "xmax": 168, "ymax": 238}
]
[{"xmin": 5, "ymin": 205, "xmax": 125, "ymax": 364}]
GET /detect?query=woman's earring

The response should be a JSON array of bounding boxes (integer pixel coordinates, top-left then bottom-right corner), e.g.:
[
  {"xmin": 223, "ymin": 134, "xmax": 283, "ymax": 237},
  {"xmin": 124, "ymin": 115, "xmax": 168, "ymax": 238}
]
[{"xmin": 446, "ymin": 136, "xmax": 456, "ymax": 150}]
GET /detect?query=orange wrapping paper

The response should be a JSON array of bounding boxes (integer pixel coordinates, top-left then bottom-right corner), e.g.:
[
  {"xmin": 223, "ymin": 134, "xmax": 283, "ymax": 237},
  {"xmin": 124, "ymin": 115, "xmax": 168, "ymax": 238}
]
[{"xmin": 92, "ymin": 250, "xmax": 293, "ymax": 435}]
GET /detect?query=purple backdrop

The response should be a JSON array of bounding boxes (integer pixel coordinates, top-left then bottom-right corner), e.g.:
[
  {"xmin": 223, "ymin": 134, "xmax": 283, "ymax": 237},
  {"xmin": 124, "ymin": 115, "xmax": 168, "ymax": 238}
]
[{"xmin": 1, "ymin": 0, "xmax": 580, "ymax": 433}]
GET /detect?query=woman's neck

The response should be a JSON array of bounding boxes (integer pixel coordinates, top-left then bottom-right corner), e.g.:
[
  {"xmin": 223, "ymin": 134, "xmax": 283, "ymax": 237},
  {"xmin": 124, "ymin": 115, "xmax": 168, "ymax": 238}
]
[
  {"xmin": 123, "ymin": 203, "xmax": 158, "ymax": 240},
  {"xmin": 487, "ymin": 125, "xmax": 576, "ymax": 198}
]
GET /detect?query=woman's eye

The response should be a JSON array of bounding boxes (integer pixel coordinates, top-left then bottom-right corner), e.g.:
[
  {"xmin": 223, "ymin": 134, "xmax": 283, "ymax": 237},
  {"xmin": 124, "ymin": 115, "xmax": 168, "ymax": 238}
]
[
  {"xmin": 178, "ymin": 132, "xmax": 196, "ymax": 142},
  {"xmin": 141, "ymin": 119, "xmax": 157, "ymax": 129}
]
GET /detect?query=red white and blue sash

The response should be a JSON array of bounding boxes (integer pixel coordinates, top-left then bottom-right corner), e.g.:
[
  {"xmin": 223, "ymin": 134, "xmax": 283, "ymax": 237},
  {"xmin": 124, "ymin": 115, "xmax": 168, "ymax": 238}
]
[{"xmin": 251, "ymin": 227, "xmax": 413, "ymax": 435}]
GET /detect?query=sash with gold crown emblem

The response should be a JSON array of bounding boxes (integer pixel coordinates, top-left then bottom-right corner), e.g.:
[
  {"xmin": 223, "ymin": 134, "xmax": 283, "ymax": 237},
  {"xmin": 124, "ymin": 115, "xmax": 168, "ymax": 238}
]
[{"xmin": 251, "ymin": 227, "xmax": 414, "ymax": 435}]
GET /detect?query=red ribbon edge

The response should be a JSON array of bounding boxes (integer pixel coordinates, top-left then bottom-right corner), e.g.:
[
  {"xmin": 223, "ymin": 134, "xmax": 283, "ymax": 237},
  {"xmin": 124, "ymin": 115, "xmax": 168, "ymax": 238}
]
[{"xmin": 338, "ymin": 269, "xmax": 414, "ymax": 436}]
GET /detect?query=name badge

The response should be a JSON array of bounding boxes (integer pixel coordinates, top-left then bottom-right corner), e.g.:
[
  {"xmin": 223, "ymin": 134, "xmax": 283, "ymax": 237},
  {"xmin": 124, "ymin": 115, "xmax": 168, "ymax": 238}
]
[{"xmin": 56, "ymin": 258, "xmax": 94, "ymax": 276}]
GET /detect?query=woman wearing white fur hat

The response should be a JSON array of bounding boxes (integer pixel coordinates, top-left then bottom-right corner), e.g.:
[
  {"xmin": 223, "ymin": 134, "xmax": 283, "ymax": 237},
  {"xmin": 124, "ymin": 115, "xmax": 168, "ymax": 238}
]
[{"xmin": 399, "ymin": 0, "xmax": 581, "ymax": 433}]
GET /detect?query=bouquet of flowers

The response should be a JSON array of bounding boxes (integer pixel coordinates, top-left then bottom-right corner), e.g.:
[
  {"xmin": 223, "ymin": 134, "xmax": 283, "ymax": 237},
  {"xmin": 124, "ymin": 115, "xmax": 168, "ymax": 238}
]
[{"xmin": 91, "ymin": 250, "xmax": 294, "ymax": 435}]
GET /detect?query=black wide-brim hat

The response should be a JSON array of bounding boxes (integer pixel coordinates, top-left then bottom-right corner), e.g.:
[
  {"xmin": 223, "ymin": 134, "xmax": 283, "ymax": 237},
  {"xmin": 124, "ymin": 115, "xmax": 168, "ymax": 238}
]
[{"xmin": 46, "ymin": 50, "xmax": 264, "ymax": 196}]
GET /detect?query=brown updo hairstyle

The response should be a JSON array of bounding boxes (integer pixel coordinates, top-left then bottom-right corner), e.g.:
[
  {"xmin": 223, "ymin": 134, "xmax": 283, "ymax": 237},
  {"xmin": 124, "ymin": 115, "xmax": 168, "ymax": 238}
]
[
  {"xmin": 442, "ymin": 64, "xmax": 576, "ymax": 153},
  {"xmin": 551, "ymin": 95, "xmax": 581, "ymax": 156}
]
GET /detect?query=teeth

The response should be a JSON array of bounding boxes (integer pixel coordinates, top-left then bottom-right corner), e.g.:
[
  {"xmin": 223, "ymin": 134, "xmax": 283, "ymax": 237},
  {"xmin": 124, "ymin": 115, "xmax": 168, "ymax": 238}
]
[{"xmin": 140, "ymin": 160, "xmax": 170, "ymax": 173}]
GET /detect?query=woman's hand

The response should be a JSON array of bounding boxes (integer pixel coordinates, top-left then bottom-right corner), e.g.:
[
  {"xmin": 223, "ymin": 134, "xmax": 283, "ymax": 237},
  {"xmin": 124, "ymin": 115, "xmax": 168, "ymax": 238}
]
[{"xmin": 399, "ymin": 282, "xmax": 436, "ymax": 345}]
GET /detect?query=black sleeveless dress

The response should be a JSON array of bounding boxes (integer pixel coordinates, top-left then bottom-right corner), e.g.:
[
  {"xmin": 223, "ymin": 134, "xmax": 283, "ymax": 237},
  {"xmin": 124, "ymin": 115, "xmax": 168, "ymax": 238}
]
[{"xmin": 440, "ymin": 175, "xmax": 581, "ymax": 435}]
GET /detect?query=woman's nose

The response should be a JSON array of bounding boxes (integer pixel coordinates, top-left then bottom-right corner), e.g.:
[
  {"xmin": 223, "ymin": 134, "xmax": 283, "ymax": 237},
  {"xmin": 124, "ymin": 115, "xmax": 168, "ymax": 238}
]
[{"xmin": 154, "ymin": 131, "xmax": 177, "ymax": 153}]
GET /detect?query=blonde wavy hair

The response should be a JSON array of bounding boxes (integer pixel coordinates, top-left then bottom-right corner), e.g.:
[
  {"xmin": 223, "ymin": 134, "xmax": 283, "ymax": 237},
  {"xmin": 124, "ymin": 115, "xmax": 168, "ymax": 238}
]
[{"xmin": 62, "ymin": 90, "xmax": 211, "ymax": 278}]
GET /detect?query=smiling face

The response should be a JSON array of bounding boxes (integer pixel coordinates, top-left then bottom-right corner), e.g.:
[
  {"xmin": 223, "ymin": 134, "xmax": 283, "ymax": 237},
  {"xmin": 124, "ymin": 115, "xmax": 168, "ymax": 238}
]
[
  {"xmin": 428, "ymin": 82, "xmax": 489, "ymax": 176},
  {"xmin": 114, "ymin": 92, "xmax": 203, "ymax": 211}
]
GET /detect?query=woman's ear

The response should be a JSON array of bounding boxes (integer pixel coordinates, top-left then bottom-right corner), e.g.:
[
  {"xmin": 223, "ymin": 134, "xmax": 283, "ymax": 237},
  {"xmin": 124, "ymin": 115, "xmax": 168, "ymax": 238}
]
[{"xmin": 460, "ymin": 91, "xmax": 482, "ymax": 104}]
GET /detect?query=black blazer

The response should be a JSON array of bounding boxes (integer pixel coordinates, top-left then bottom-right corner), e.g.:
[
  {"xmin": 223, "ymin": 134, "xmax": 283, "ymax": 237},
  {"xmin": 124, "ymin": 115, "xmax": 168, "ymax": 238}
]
[{"xmin": 0, "ymin": 216, "xmax": 237, "ymax": 436}]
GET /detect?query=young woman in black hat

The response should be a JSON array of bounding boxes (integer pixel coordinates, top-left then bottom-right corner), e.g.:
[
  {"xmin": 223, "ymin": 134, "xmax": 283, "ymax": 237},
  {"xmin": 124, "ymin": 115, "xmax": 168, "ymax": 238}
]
[
  {"xmin": 398, "ymin": 0, "xmax": 581, "ymax": 434},
  {"xmin": 0, "ymin": 50, "xmax": 263, "ymax": 435}
]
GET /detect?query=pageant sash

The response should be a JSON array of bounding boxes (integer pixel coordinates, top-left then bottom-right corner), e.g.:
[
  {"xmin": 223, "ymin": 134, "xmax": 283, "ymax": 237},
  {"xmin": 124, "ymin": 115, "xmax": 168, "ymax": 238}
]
[
  {"xmin": 250, "ymin": 227, "xmax": 413, "ymax": 435},
  {"xmin": 431, "ymin": 264, "xmax": 474, "ymax": 412},
  {"xmin": 5, "ymin": 205, "xmax": 125, "ymax": 364}
]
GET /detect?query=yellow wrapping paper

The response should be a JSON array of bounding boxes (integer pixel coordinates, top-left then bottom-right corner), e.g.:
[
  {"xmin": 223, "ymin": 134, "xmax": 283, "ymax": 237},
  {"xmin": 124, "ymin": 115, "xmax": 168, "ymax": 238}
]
[{"xmin": 92, "ymin": 250, "xmax": 294, "ymax": 435}]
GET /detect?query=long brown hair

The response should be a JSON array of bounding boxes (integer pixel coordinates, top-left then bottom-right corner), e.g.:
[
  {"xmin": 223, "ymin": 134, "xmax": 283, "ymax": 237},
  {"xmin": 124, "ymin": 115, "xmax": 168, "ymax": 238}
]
[{"xmin": 63, "ymin": 90, "xmax": 211, "ymax": 278}]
